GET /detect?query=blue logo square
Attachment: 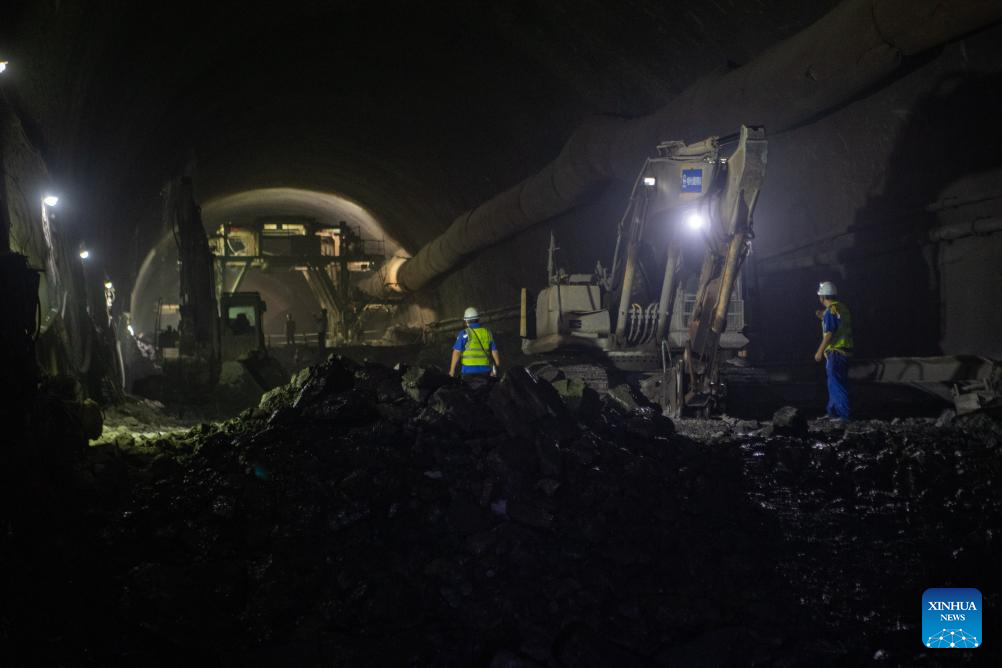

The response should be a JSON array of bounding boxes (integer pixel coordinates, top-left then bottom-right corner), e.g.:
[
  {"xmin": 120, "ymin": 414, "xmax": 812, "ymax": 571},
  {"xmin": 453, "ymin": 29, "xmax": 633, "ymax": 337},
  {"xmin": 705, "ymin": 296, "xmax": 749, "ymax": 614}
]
[
  {"xmin": 923, "ymin": 588, "xmax": 982, "ymax": 649},
  {"xmin": 681, "ymin": 169, "xmax": 703, "ymax": 192}
]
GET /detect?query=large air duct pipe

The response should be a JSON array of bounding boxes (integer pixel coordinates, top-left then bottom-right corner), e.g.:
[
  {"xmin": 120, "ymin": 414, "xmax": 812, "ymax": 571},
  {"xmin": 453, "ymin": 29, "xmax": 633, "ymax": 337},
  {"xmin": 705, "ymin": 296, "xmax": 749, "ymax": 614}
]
[{"xmin": 361, "ymin": 0, "xmax": 1002, "ymax": 297}]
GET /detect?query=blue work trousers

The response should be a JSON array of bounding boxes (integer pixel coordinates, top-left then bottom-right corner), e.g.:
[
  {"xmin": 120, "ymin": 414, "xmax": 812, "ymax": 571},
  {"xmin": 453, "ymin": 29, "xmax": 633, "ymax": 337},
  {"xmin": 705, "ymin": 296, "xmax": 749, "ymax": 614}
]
[
  {"xmin": 461, "ymin": 373, "xmax": 492, "ymax": 392},
  {"xmin": 825, "ymin": 351, "xmax": 850, "ymax": 419}
]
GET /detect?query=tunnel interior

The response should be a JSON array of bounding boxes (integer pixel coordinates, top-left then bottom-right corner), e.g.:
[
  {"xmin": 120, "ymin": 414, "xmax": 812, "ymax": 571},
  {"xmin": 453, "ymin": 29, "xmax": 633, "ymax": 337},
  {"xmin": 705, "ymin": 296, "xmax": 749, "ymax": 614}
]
[
  {"xmin": 2, "ymin": 1, "xmax": 1002, "ymax": 664},
  {"xmin": 131, "ymin": 187, "xmax": 399, "ymax": 338},
  {"xmin": 6, "ymin": 1, "xmax": 1000, "ymax": 355}
]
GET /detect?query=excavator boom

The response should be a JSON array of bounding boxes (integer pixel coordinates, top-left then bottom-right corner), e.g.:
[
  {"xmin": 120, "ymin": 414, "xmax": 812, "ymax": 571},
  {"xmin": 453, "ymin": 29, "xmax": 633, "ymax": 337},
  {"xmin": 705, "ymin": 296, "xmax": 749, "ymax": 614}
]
[{"xmin": 522, "ymin": 125, "xmax": 768, "ymax": 416}]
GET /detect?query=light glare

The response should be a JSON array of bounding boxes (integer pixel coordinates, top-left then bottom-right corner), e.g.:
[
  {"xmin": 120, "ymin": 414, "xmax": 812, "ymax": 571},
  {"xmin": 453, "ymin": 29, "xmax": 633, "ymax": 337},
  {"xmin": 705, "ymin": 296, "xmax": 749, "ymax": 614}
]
[
  {"xmin": 79, "ymin": 249, "xmax": 90, "ymax": 260},
  {"xmin": 686, "ymin": 212, "xmax": 706, "ymax": 230},
  {"xmin": 43, "ymin": 195, "xmax": 59, "ymax": 206}
]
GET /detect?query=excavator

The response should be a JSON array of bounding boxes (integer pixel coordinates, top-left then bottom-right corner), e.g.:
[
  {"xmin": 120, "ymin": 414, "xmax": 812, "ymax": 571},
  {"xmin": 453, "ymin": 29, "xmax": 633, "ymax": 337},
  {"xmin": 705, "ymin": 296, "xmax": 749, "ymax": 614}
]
[
  {"xmin": 155, "ymin": 177, "xmax": 282, "ymax": 395},
  {"xmin": 155, "ymin": 177, "xmax": 384, "ymax": 396},
  {"xmin": 521, "ymin": 125, "xmax": 767, "ymax": 417}
]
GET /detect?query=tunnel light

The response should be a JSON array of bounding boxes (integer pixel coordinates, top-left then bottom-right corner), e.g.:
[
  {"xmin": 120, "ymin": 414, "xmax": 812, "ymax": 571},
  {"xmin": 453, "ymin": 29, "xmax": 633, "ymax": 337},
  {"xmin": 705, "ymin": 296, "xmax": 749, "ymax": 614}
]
[
  {"xmin": 686, "ymin": 212, "xmax": 707, "ymax": 230},
  {"xmin": 0, "ymin": 62, "xmax": 7, "ymax": 74},
  {"xmin": 79, "ymin": 243, "xmax": 90, "ymax": 260},
  {"xmin": 643, "ymin": 176, "xmax": 656, "ymax": 187},
  {"xmin": 127, "ymin": 325, "xmax": 135, "ymax": 336},
  {"xmin": 104, "ymin": 280, "xmax": 114, "ymax": 289},
  {"xmin": 43, "ymin": 194, "xmax": 59, "ymax": 207}
]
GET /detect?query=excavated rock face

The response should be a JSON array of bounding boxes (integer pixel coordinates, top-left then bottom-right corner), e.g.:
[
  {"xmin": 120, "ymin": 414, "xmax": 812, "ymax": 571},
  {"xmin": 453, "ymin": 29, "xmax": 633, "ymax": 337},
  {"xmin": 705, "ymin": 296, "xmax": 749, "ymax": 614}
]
[{"xmin": 4, "ymin": 355, "xmax": 1000, "ymax": 664}]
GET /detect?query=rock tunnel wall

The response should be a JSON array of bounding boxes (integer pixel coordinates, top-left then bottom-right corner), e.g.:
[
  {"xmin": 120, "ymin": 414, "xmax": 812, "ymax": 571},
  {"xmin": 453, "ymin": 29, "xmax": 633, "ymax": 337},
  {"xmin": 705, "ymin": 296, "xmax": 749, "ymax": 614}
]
[
  {"xmin": 733, "ymin": 27, "xmax": 1002, "ymax": 363},
  {"xmin": 425, "ymin": 21, "xmax": 1002, "ymax": 363},
  {"xmin": 1, "ymin": 100, "xmax": 102, "ymax": 386},
  {"xmin": 4, "ymin": 1, "xmax": 1001, "ymax": 364}
]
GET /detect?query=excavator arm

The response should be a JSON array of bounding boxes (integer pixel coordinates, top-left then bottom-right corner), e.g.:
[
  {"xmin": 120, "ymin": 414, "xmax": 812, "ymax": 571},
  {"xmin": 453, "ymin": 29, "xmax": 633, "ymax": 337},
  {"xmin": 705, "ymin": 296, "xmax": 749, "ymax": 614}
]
[
  {"xmin": 165, "ymin": 176, "xmax": 221, "ymax": 389},
  {"xmin": 521, "ymin": 126, "xmax": 766, "ymax": 417},
  {"xmin": 681, "ymin": 126, "xmax": 767, "ymax": 413},
  {"xmin": 605, "ymin": 125, "xmax": 767, "ymax": 415}
]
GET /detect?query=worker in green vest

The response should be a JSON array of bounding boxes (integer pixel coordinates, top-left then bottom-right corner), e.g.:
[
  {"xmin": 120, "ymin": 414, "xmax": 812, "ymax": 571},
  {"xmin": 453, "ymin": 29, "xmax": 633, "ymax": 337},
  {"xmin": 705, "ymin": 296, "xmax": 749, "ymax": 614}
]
[
  {"xmin": 814, "ymin": 281, "xmax": 854, "ymax": 420},
  {"xmin": 449, "ymin": 306, "xmax": 501, "ymax": 389}
]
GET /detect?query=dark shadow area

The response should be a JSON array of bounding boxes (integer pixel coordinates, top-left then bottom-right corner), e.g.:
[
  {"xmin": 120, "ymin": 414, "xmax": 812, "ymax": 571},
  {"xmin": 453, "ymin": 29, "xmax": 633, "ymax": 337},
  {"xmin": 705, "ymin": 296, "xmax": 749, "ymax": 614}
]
[
  {"xmin": 837, "ymin": 72, "xmax": 1002, "ymax": 358},
  {"xmin": 5, "ymin": 356, "xmax": 1000, "ymax": 664},
  {"xmin": 753, "ymin": 265, "xmax": 845, "ymax": 366},
  {"xmin": 726, "ymin": 376, "xmax": 948, "ymax": 421}
]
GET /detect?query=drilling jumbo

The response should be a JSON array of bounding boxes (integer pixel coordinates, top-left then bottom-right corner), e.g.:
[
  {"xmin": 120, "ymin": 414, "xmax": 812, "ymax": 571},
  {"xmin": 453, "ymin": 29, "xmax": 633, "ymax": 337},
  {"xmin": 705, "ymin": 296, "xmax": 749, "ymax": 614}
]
[{"xmin": 520, "ymin": 125, "xmax": 767, "ymax": 417}]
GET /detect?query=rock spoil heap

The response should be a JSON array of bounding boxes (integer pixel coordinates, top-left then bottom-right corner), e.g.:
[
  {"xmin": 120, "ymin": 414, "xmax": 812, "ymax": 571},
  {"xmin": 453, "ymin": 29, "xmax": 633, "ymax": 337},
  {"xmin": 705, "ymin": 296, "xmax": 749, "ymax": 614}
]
[{"xmin": 5, "ymin": 356, "xmax": 1000, "ymax": 666}]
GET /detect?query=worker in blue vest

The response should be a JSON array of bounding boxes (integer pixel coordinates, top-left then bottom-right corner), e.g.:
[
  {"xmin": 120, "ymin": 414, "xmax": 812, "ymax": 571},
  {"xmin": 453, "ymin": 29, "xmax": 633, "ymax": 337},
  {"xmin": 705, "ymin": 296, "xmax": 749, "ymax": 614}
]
[
  {"xmin": 449, "ymin": 306, "xmax": 500, "ymax": 389},
  {"xmin": 814, "ymin": 281, "xmax": 854, "ymax": 421}
]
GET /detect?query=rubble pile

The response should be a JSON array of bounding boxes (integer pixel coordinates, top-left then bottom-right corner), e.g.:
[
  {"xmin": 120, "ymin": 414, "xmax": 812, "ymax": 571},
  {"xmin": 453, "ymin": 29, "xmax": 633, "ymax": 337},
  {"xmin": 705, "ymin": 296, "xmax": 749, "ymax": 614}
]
[
  {"xmin": 4, "ymin": 357, "xmax": 1001, "ymax": 665},
  {"xmin": 740, "ymin": 409, "xmax": 1002, "ymax": 662},
  {"xmin": 80, "ymin": 357, "xmax": 775, "ymax": 665},
  {"xmin": 96, "ymin": 395, "xmax": 205, "ymax": 448}
]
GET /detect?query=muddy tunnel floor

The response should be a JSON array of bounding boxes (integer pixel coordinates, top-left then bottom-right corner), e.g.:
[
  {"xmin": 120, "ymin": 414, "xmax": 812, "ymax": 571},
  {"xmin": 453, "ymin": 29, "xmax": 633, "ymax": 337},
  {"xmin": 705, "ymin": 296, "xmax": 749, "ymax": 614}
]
[{"xmin": 3, "ymin": 356, "xmax": 1000, "ymax": 666}]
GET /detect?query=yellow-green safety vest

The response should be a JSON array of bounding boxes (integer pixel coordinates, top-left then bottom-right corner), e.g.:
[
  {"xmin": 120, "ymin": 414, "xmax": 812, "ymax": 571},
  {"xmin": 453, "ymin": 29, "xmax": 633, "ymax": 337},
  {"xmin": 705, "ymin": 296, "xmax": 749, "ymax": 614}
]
[
  {"xmin": 823, "ymin": 301, "xmax": 854, "ymax": 354},
  {"xmin": 461, "ymin": 327, "xmax": 494, "ymax": 368}
]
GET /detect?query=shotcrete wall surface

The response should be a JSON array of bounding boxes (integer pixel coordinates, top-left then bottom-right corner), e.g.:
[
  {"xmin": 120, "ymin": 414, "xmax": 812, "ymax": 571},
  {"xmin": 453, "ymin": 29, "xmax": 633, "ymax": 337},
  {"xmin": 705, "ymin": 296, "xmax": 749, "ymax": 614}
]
[{"xmin": 751, "ymin": 27, "xmax": 1002, "ymax": 361}]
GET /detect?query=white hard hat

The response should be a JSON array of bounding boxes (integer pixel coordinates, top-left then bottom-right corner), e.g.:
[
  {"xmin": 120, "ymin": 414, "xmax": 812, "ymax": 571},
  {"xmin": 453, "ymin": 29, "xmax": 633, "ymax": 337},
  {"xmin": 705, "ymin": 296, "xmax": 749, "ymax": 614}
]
[
  {"xmin": 817, "ymin": 281, "xmax": 838, "ymax": 296},
  {"xmin": 463, "ymin": 306, "xmax": 480, "ymax": 320}
]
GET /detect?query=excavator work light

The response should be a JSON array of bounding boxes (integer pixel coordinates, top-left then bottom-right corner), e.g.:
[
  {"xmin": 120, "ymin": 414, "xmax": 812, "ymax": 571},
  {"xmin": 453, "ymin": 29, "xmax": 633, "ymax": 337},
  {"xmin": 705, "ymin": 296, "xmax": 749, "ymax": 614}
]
[{"xmin": 686, "ymin": 212, "xmax": 706, "ymax": 230}]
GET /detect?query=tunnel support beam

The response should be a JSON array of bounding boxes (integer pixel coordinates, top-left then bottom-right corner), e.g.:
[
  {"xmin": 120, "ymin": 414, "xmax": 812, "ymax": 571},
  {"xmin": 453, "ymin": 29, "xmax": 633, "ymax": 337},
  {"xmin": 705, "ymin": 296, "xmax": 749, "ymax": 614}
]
[{"xmin": 362, "ymin": 0, "xmax": 1002, "ymax": 296}]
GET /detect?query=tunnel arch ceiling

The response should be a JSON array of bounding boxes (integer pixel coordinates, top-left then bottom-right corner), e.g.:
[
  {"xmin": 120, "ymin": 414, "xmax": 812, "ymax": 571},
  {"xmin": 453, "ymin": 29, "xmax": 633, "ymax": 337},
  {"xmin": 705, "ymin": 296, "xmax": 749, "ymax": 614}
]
[
  {"xmin": 130, "ymin": 187, "xmax": 398, "ymax": 336},
  {"xmin": 200, "ymin": 188, "xmax": 399, "ymax": 250},
  {"xmin": 8, "ymin": 0, "xmax": 1002, "ymax": 359},
  {"xmin": 187, "ymin": 142, "xmax": 453, "ymax": 255},
  {"xmin": 6, "ymin": 0, "xmax": 848, "ymax": 288}
]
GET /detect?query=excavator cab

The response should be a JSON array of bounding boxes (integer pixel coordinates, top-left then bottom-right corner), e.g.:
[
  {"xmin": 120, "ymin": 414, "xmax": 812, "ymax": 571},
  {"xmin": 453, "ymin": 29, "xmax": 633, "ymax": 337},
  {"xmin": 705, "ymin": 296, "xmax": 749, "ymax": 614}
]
[{"xmin": 220, "ymin": 292, "xmax": 267, "ymax": 361}]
